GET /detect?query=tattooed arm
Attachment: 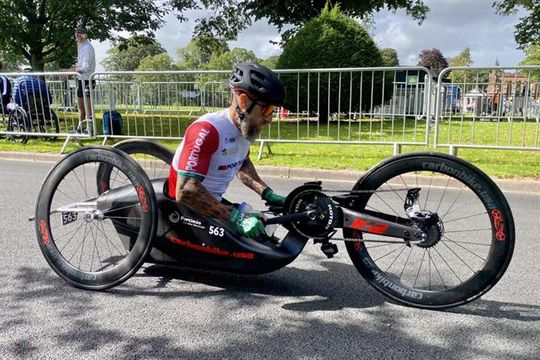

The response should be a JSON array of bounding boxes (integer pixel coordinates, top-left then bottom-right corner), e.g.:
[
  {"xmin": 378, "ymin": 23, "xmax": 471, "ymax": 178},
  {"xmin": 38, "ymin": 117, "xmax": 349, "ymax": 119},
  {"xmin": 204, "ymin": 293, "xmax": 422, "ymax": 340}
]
[
  {"xmin": 176, "ymin": 176, "xmax": 231, "ymax": 220},
  {"xmin": 237, "ymin": 157, "xmax": 269, "ymax": 196}
]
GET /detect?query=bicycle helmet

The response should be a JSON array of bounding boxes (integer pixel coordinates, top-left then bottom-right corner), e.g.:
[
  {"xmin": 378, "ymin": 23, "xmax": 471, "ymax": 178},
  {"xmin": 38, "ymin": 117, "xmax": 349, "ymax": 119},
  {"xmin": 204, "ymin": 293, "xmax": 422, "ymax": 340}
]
[{"xmin": 229, "ymin": 63, "xmax": 286, "ymax": 106}]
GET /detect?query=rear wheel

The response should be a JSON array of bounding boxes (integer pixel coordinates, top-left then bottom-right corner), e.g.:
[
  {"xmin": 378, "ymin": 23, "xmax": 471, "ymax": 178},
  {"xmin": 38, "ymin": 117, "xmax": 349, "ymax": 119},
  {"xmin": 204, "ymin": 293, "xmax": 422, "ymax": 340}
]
[
  {"xmin": 35, "ymin": 147, "xmax": 157, "ymax": 290},
  {"xmin": 6, "ymin": 108, "xmax": 29, "ymax": 143},
  {"xmin": 97, "ymin": 139, "xmax": 173, "ymax": 195},
  {"xmin": 344, "ymin": 153, "xmax": 514, "ymax": 309}
]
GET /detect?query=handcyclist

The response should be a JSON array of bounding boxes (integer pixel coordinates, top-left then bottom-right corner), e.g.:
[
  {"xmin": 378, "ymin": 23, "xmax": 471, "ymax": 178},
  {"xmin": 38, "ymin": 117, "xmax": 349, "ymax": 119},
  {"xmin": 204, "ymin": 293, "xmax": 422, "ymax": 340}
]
[{"xmin": 167, "ymin": 62, "xmax": 287, "ymax": 238}]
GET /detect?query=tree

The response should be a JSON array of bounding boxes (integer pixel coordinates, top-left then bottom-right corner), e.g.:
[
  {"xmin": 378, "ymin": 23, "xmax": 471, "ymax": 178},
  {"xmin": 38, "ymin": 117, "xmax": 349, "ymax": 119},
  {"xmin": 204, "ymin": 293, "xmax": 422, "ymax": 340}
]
[
  {"xmin": 261, "ymin": 55, "xmax": 280, "ymax": 69},
  {"xmin": 447, "ymin": 47, "xmax": 473, "ymax": 84},
  {"xmin": 519, "ymin": 44, "xmax": 540, "ymax": 81},
  {"xmin": 102, "ymin": 36, "xmax": 166, "ymax": 72},
  {"xmin": 197, "ymin": 48, "xmax": 260, "ymax": 86},
  {"xmin": 277, "ymin": 4, "xmax": 388, "ymax": 121},
  {"xmin": 193, "ymin": 1, "xmax": 430, "ymax": 42},
  {"xmin": 418, "ymin": 48, "xmax": 448, "ymax": 78},
  {"xmin": 381, "ymin": 48, "xmax": 400, "ymax": 67},
  {"xmin": 0, "ymin": 50, "xmax": 26, "ymax": 71},
  {"xmin": 134, "ymin": 53, "xmax": 178, "ymax": 106},
  {"xmin": 493, "ymin": 0, "xmax": 540, "ymax": 49},
  {"xmin": 0, "ymin": 1, "xmax": 189, "ymax": 71},
  {"xmin": 176, "ymin": 36, "xmax": 229, "ymax": 70}
]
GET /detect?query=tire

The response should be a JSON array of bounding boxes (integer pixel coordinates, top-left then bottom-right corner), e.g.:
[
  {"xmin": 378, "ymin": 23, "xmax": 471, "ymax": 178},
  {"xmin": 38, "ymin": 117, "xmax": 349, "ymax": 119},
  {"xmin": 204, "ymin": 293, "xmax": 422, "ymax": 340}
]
[
  {"xmin": 344, "ymin": 152, "xmax": 515, "ymax": 309},
  {"xmin": 97, "ymin": 139, "xmax": 173, "ymax": 194},
  {"xmin": 34, "ymin": 146, "xmax": 158, "ymax": 290},
  {"xmin": 6, "ymin": 108, "xmax": 29, "ymax": 144}
]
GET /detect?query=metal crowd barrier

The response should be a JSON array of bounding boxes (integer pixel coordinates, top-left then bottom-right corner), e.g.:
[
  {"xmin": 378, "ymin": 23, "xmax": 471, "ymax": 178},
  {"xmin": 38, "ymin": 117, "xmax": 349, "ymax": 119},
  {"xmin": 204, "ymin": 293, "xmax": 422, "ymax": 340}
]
[
  {"xmin": 434, "ymin": 66, "xmax": 540, "ymax": 154},
  {"xmin": 0, "ymin": 71, "xmax": 92, "ymax": 148},
  {"xmin": 89, "ymin": 67, "xmax": 432, "ymax": 158}
]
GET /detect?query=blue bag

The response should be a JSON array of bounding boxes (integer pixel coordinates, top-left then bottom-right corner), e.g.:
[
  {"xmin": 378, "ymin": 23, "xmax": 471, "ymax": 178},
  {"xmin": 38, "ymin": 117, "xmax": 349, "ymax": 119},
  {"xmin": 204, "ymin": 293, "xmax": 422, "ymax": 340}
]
[{"xmin": 102, "ymin": 110, "xmax": 123, "ymax": 135}]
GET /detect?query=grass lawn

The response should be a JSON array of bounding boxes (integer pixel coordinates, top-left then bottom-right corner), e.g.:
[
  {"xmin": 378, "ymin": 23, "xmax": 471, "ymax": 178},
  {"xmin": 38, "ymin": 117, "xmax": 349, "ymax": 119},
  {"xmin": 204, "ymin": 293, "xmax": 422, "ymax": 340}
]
[{"xmin": 1, "ymin": 111, "xmax": 539, "ymax": 180}]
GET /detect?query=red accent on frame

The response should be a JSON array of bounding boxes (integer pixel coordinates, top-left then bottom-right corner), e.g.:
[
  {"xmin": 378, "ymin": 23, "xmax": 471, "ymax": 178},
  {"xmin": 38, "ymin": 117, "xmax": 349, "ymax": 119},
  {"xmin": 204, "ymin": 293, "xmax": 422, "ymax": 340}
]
[{"xmin": 350, "ymin": 218, "xmax": 390, "ymax": 235}]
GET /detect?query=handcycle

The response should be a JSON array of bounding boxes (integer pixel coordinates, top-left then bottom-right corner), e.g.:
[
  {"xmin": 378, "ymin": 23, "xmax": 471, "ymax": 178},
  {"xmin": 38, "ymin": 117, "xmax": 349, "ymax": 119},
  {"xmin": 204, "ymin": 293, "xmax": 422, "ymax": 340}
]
[{"xmin": 33, "ymin": 139, "xmax": 515, "ymax": 309}]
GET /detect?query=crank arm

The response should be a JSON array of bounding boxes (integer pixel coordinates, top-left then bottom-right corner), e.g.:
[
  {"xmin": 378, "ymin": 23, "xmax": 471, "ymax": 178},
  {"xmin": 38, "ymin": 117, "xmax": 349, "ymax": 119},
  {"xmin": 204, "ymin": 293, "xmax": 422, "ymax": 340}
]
[
  {"xmin": 263, "ymin": 210, "xmax": 317, "ymax": 225},
  {"xmin": 341, "ymin": 208, "xmax": 426, "ymax": 242}
]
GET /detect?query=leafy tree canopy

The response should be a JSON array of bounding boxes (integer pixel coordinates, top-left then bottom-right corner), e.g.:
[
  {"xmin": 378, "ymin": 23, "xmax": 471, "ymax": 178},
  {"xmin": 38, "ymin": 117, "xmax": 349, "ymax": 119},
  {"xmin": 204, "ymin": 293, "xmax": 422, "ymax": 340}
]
[
  {"xmin": 260, "ymin": 55, "xmax": 280, "ymax": 69},
  {"xmin": 277, "ymin": 5, "xmax": 388, "ymax": 119},
  {"xmin": 192, "ymin": 0, "xmax": 429, "ymax": 41},
  {"xmin": 0, "ymin": 0, "xmax": 191, "ymax": 71},
  {"xmin": 418, "ymin": 48, "xmax": 448, "ymax": 77},
  {"xmin": 102, "ymin": 36, "xmax": 166, "ymax": 72},
  {"xmin": 519, "ymin": 44, "xmax": 540, "ymax": 81},
  {"xmin": 136, "ymin": 53, "xmax": 177, "ymax": 71},
  {"xmin": 447, "ymin": 47, "xmax": 473, "ymax": 84},
  {"xmin": 381, "ymin": 48, "xmax": 400, "ymax": 66},
  {"xmin": 176, "ymin": 36, "xmax": 229, "ymax": 70},
  {"xmin": 494, "ymin": 0, "xmax": 540, "ymax": 49}
]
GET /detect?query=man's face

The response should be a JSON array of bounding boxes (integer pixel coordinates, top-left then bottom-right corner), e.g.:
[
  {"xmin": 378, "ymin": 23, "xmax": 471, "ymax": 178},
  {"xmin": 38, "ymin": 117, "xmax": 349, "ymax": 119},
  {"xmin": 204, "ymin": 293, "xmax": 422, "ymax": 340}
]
[
  {"xmin": 75, "ymin": 33, "xmax": 86, "ymax": 43},
  {"xmin": 240, "ymin": 98, "xmax": 275, "ymax": 143}
]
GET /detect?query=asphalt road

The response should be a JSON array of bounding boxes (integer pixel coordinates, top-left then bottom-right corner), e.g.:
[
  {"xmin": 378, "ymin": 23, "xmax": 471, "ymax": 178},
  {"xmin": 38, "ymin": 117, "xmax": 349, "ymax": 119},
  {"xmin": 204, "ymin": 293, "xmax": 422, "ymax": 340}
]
[{"xmin": 0, "ymin": 158, "xmax": 538, "ymax": 359}]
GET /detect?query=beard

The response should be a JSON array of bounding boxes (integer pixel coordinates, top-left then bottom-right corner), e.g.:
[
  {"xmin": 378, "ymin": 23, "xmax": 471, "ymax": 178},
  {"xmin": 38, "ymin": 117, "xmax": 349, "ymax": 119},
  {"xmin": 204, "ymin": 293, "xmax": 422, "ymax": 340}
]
[{"xmin": 240, "ymin": 117, "xmax": 262, "ymax": 143}]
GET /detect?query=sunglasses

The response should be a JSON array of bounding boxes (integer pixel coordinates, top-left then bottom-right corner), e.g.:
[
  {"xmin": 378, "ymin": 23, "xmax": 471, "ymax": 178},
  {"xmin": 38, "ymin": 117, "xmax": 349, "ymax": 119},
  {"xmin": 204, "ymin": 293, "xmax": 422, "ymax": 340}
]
[{"xmin": 250, "ymin": 98, "xmax": 276, "ymax": 117}]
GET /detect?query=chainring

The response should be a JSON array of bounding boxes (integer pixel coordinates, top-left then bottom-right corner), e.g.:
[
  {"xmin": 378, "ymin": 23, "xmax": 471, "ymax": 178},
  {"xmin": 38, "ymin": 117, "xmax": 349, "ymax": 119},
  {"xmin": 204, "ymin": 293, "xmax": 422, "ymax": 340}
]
[{"xmin": 285, "ymin": 183, "xmax": 341, "ymax": 240}]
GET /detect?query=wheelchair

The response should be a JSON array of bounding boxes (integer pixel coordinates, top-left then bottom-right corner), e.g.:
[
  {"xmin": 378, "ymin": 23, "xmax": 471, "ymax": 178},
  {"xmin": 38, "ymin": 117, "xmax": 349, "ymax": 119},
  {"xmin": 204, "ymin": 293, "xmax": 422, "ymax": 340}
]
[{"xmin": 3, "ymin": 94, "xmax": 60, "ymax": 143}]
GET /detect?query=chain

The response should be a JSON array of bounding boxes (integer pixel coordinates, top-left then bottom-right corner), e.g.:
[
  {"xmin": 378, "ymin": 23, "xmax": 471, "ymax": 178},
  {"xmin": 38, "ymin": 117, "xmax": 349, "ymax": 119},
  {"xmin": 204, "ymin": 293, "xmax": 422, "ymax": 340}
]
[
  {"xmin": 320, "ymin": 188, "xmax": 412, "ymax": 194},
  {"xmin": 330, "ymin": 237, "xmax": 421, "ymax": 245}
]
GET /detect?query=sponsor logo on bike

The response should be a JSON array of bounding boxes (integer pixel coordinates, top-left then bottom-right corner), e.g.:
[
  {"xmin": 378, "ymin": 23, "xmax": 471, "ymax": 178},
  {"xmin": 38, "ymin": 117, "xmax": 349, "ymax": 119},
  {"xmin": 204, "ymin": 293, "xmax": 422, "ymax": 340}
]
[
  {"xmin": 39, "ymin": 219, "xmax": 50, "ymax": 245},
  {"xmin": 167, "ymin": 236, "xmax": 254, "ymax": 260},
  {"xmin": 180, "ymin": 215, "xmax": 205, "ymax": 229},
  {"xmin": 186, "ymin": 128, "xmax": 211, "ymax": 172},
  {"xmin": 218, "ymin": 160, "xmax": 244, "ymax": 171},
  {"xmin": 350, "ymin": 218, "xmax": 389, "ymax": 234},
  {"xmin": 490, "ymin": 209, "xmax": 506, "ymax": 241},
  {"xmin": 169, "ymin": 211, "xmax": 180, "ymax": 223},
  {"xmin": 373, "ymin": 271, "xmax": 423, "ymax": 299},
  {"xmin": 135, "ymin": 185, "xmax": 149, "ymax": 213},
  {"xmin": 421, "ymin": 162, "xmax": 497, "ymax": 209}
]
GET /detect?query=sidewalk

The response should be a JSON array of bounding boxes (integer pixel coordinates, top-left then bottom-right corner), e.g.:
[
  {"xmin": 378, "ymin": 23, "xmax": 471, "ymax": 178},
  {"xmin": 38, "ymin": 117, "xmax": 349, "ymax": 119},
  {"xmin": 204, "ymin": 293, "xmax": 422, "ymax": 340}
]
[{"xmin": 1, "ymin": 150, "xmax": 539, "ymax": 193}]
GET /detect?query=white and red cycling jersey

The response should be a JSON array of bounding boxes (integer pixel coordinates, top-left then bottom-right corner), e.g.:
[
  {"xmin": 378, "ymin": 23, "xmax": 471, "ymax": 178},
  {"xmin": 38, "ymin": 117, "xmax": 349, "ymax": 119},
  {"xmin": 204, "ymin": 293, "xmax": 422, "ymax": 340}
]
[{"xmin": 168, "ymin": 109, "xmax": 251, "ymax": 200}]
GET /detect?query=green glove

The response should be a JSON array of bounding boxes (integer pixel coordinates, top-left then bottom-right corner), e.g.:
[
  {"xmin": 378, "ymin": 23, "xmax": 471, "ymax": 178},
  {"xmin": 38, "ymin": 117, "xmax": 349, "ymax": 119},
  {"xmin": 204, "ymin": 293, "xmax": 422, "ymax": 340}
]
[
  {"xmin": 228, "ymin": 207, "xmax": 265, "ymax": 238},
  {"xmin": 262, "ymin": 187, "xmax": 286, "ymax": 207}
]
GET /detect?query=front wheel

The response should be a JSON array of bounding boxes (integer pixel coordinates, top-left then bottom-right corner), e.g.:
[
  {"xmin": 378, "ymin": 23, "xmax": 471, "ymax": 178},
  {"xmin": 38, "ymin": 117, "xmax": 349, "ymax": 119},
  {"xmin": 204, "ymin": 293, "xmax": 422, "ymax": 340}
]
[
  {"xmin": 35, "ymin": 146, "xmax": 157, "ymax": 290},
  {"xmin": 344, "ymin": 152, "xmax": 515, "ymax": 309}
]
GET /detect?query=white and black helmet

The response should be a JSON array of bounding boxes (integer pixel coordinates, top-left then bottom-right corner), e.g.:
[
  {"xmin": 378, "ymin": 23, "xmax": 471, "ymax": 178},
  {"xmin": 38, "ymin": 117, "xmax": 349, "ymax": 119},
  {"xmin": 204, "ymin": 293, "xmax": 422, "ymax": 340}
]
[{"xmin": 229, "ymin": 63, "xmax": 286, "ymax": 106}]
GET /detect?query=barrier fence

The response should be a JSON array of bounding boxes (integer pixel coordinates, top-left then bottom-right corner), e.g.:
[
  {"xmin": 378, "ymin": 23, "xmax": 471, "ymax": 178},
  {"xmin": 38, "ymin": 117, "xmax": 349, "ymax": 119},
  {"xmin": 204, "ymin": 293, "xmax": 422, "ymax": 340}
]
[
  {"xmin": 434, "ymin": 66, "xmax": 540, "ymax": 154},
  {"xmin": 0, "ymin": 72, "xmax": 92, "ymax": 147},
  {"xmin": 1, "ymin": 66, "xmax": 539, "ymax": 155}
]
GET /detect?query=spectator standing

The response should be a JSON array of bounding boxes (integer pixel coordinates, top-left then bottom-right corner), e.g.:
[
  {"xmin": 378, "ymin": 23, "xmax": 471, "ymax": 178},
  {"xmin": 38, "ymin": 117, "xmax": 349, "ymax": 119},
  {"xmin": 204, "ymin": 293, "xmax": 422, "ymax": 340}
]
[{"xmin": 64, "ymin": 26, "xmax": 95, "ymax": 130}]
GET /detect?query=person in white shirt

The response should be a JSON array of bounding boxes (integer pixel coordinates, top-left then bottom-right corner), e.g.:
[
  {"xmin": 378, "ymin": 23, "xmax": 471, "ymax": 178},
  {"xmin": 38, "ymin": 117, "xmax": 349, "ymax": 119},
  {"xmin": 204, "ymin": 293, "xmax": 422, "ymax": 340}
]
[{"xmin": 63, "ymin": 26, "xmax": 96, "ymax": 127}]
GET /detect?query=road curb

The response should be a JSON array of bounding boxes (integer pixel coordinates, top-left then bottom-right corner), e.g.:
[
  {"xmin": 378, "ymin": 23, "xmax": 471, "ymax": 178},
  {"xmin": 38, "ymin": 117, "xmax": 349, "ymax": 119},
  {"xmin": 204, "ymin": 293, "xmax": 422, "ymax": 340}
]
[{"xmin": 1, "ymin": 151, "xmax": 538, "ymax": 193}]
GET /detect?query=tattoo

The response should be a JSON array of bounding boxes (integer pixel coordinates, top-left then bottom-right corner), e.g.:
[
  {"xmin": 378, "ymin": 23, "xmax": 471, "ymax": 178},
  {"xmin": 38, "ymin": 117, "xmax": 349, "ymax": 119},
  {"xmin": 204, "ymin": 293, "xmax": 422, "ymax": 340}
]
[
  {"xmin": 237, "ymin": 158, "xmax": 268, "ymax": 196},
  {"xmin": 176, "ymin": 176, "xmax": 231, "ymax": 220}
]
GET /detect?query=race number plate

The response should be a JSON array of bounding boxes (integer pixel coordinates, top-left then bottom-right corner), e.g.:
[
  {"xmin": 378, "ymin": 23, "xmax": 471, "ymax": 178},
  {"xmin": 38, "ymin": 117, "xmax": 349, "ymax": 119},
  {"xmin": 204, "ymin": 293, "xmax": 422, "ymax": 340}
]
[{"xmin": 61, "ymin": 211, "xmax": 78, "ymax": 225}]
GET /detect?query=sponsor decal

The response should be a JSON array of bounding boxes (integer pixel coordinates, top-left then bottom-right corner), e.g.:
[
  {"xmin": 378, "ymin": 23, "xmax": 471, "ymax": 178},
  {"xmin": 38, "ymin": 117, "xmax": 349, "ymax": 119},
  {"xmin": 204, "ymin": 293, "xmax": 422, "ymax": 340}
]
[
  {"xmin": 218, "ymin": 160, "xmax": 244, "ymax": 171},
  {"xmin": 373, "ymin": 271, "xmax": 423, "ymax": 299},
  {"xmin": 350, "ymin": 218, "xmax": 389, "ymax": 235},
  {"xmin": 168, "ymin": 236, "xmax": 254, "ymax": 260},
  {"xmin": 135, "ymin": 185, "xmax": 149, "ymax": 213},
  {"xmin": 180, "ymin": 215, "xmax": 205, "ymax": 229},
  {"xmin": 39, "ymin": 219, "xmax": 50, "ymax": 245},
  {"xmin": 352, "ymin": 230, "xmax": 364, "ymax": 252},
  {"xmin": 169, "ymin": 211, "xmax": 180, "ymax": 223},
  {"xmin": 186, "ymin": 128, "xmax": 211, "ymax": 172},
  {"xmin": 422, "ymin": 162, "xmax": 497, "ymax": 209},
  {"xmin": 491, "ymin": 209, "xmax": 506, "ymax": 241},
  {"xmin": 325, "ymin": 204, "xmax": 334, "ymax": 230},
  {"xmin": 221, "ymin": 146, "xmax": 240, "ymax": 156}
]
